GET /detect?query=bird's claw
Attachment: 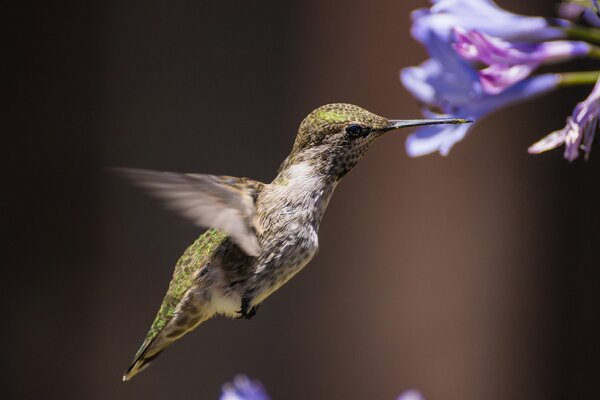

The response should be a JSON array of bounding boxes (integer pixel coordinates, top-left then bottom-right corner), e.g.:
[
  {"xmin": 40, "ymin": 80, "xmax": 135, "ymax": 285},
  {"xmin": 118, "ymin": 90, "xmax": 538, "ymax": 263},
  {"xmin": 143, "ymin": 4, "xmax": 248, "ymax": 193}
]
[{"xmin": 236, "ymin": 297, "xmax": 259, "ymax": 319}]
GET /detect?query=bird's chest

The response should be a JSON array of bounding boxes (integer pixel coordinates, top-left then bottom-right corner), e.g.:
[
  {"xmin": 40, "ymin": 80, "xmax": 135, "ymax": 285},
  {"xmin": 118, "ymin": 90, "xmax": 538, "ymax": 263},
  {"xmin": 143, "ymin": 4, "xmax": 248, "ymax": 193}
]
[
  {"xmin": 255, "ymin": 205, "xmax": 320, "ymax": 276},
  {"xmin": 250, "ymin": 224, "xmax": 318, "ymax": 305},
  {"xmin": 252, "ymin": 170, "xmax": 336, "ymax": 287}
]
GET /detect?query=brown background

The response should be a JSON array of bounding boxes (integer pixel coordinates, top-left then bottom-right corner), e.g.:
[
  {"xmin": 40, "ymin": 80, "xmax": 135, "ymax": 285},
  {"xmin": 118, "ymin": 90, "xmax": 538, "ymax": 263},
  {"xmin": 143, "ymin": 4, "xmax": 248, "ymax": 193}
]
[{"xmin": 6, "ymin": 1, "xmax": 600, "ymax": 399}]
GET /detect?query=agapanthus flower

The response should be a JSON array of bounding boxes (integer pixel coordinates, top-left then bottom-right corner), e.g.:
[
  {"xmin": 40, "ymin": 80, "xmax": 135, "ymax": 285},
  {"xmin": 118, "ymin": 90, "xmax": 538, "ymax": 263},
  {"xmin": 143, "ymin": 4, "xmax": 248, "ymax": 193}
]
[
  {"xmin": 529, "ymin": 76, "xmax": 600, "ymax": 161},
  {"xmin": 397, "ymin": 390, "xmax": 426, "ymax": 400},
  {"xmin": 401, "ymin": 32, "xmax": 560, "ymax": 156},
  {"xmin": 453, "ymin": 28, "xmax": 591, "ymax": 94},
  {"xmin": 220, "ymin": 375, "xmax": 270, "ymax": 400},
  {"xmin": 411, "ymin": 0, "xmax": 566, "ymax": 45}
]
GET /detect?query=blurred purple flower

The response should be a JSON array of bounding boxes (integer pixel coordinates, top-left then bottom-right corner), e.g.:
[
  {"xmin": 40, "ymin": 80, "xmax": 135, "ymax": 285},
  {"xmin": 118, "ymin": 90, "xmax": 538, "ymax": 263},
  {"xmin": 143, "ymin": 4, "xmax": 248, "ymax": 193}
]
[
  {"xmin": 397, "ymin": 390, "xmax": 426, "ymax": 400},
  {"xmin": 401, "ymin": 32, "xmax": 561, "ymax": 156},
  {"xmin": 220, "ymin": 375, "xmax": 270, "ymax": 400},
  {"xmin": 453, "ymin": 28, "xmax": 591, "ymax": 94},
  {"xmin": 411, "ymin": 0, "xmax": 566, "ymax": 44},
  {"xmin": 559, "ymin": 1, "xmax": 600, "ymax": 27},
  {"xmin": 219, "ymin": 376, "xmax": 426, "ymax": 400},
  {"xmin": 529, "ymin": 77, "xmax": 600, "ymax": 161}
]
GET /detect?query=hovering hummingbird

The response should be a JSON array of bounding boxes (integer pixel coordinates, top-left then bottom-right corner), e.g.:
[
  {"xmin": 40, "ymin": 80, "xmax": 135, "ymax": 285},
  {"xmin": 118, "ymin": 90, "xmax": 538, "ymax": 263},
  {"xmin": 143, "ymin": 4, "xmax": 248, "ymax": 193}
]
[{"xmin": 120, "ymin": 103, "xmax": 470, "ymax": 381}]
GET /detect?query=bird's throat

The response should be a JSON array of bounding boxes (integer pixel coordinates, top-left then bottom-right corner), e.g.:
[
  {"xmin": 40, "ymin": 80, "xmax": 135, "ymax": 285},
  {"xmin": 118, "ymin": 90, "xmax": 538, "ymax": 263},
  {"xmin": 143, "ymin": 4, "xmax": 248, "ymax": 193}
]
[{"xmin": 264, "ymin": 159, "xmax": 337, "ymax": 232}]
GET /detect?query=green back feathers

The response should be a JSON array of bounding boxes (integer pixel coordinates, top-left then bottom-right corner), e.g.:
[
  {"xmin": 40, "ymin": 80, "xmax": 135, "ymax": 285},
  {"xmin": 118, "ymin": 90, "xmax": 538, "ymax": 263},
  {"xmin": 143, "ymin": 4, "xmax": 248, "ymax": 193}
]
[
  {"xmin": 141, "ymin": 229, "xmax": 227, "ymax": 349},
  {"xmin": 124, "ymin": 229, "xmax": 227, "ymax": 380}
]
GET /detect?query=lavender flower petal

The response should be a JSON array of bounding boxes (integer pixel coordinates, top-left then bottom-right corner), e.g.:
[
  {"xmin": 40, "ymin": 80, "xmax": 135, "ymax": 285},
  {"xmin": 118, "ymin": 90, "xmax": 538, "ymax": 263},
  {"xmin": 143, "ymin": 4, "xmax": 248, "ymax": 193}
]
[
  {"xmin": 528, "ymin": 130, "xmax": 567, "ymax": 154},
  {"xmin": 559, "ymin": 2, "xmax": 600, "ymax": 27},
  {"xmin": 406, "ymin": 121, "xmax": 471, "ymax": 157},
  {"xmin": 220, "ymin": 375, "xmax": 270, "ymax": 400},
  {"xmin": 453, "ymin": 28, "xmax": 590, "ymax": 93},
  {"xmin": 454, "ymin": 29, "xmax": 590, "ymax": 66},
  {"xmin": 401, "ymin": 32, "xmax": 481, "ymax": 113},
  {"xmin": 587, "ymin": 0, "xmax": 600, "ymax": 25},
  {"xmin": 397, "ymin": 390, "xmax": 426, "ymax": 400},
  {"xmin": 412, "ymin": 0, "xmax": 565, "ymax": 44},
  {"xmin": 476, "ymin": 73, "xmax": 561, "ymax": 115},
  {"xmin": 529, "ymin": 77, "xmax": 600, "ymax": 161},
  {"xmin": 479, "ymin": 64, "xmax": 534, "ymax": 94}
]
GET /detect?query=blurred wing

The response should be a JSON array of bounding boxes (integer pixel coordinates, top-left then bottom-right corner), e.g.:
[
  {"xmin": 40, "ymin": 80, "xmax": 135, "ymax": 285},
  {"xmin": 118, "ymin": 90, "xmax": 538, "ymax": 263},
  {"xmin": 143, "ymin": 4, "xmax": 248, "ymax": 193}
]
[{"xmin": 118, "ymin": 168, "xmax": 264, "ymax": 256}]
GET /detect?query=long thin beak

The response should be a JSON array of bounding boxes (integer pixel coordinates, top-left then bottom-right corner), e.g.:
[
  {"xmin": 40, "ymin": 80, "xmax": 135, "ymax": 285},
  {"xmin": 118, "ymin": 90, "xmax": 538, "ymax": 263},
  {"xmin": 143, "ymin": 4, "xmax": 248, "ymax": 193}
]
[{"xmin": 386, "ymin": 118, "xmax": 472, "ymax": 130}]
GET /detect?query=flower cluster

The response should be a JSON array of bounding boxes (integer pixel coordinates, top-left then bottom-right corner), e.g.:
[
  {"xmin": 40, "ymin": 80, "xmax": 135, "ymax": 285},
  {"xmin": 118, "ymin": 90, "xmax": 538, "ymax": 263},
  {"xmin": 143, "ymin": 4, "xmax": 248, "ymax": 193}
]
[
  {"xmin": 219, "ymin": 375, "xmax": 424, "ymax": 400},
  {"xmin": 401, "ymin": 0, "xmax": 600, "ymax": 161}
]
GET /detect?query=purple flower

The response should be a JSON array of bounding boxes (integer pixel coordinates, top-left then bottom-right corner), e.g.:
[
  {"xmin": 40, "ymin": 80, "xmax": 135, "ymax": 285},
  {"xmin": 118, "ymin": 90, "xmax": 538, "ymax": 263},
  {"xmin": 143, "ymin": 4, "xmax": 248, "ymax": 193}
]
[
  {"xmin": 397, "ymin": 390, "xmax": 426, "ymax": 400},
  {"xmin": 401, "ymin": 32, "xmax": 561, "ymax": 156},
  {"xmin": 220, "ymin": 375, "xmax": 270, "ymax": 400},
  {"xmin": 529, "ymin": 77, "xmax": 600, "ymax": 161},
  {"xmin": 453, "ymin": 28, "xmax": 591, "ymax": 94},
  {"xmin": 560, "ymin": 2, "xmax": 600, "ymax": 27},
  {"xmin": 411, "ymin": 0, "xmax": 566, "ymax": 45}
]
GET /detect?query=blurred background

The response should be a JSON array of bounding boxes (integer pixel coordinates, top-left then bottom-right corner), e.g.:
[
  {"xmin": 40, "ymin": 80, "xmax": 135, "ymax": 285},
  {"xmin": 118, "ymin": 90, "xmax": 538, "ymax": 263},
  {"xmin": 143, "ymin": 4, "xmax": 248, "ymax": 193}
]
[{"xmin": 6, "ymin": 1, "xmax": 600, "ymax": 399}]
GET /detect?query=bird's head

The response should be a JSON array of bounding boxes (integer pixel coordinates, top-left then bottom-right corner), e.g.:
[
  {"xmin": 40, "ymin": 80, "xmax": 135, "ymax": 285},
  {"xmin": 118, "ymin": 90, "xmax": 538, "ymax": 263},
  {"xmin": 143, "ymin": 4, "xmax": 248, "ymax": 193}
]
[{"xmin": 282, "ymin": 103, "xmax": 470, "ymax": 179}]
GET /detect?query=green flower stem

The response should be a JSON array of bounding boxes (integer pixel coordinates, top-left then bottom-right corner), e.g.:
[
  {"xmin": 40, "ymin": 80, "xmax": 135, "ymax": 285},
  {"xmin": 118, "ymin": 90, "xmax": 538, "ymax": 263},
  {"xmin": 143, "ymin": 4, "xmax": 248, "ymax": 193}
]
[
  {"xmin": 564, "ymin": 26, "xmax": 600, "ymax": 46},
  {"xmin": 589, "ymin": 45, "xmax": 600, "ymax": 60},
  {"xmin": 559, "ymin": 71, "xmax": 600, "ymax": 87}
]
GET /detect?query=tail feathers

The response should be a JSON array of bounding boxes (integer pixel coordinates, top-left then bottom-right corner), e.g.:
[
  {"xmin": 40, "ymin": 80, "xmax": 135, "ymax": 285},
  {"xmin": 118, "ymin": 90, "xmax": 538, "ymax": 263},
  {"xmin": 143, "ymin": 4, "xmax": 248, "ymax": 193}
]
[
  {"xmin": 122, "ymin": 339, "xmax": 165, "ymax": 382},
  {"xmin": 121, "ymin": 293, "xmax": 213, "ymax": 381}
]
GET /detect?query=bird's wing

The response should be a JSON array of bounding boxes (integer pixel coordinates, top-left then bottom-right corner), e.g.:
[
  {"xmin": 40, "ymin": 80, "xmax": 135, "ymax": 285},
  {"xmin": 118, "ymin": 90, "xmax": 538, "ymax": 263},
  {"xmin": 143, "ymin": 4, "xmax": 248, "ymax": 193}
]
[{"xmin": 117, "ymin": 168, "xmax": 264, "ymax": 256}]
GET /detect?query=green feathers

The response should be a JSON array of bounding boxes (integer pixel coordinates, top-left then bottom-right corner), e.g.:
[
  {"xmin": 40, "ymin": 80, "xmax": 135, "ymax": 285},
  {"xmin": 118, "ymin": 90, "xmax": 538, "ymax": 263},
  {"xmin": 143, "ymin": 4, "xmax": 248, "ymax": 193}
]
[
  {"xmin": 143, "ymin": 229, "xmax": 227, "ymax": 343},
  {"xmin": 315, "ymin": 109, "xmax": 348, "ymax": 123}
]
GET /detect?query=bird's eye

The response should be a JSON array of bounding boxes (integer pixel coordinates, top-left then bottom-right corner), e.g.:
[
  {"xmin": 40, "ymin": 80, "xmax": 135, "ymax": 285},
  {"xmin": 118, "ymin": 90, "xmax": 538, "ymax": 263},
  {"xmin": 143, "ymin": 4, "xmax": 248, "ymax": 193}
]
[{"xmin": 346, "ymin": 124, "xmax": 367, "ymax": 138}]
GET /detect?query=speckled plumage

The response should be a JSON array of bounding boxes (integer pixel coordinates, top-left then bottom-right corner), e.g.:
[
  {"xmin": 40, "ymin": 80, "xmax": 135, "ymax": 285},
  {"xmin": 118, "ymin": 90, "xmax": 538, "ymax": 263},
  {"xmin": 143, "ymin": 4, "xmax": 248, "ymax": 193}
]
[{"xmin": 121, "ymin": 104, "xmax": 471, "ymax": 380}]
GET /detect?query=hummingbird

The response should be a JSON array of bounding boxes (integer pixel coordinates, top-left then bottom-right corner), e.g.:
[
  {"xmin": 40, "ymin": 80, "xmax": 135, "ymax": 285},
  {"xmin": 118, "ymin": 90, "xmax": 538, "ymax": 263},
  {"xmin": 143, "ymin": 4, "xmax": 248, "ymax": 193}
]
[{"xmin": 120, "ymin": 103, "xmax": 470, "ymax": 381}]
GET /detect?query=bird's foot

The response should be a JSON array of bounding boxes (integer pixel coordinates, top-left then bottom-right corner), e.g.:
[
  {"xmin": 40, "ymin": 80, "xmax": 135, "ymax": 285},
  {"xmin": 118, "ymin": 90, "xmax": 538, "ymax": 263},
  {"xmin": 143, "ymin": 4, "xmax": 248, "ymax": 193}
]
[{"xmin": 236, "ymin": 296, "xmax": 259, "ymax": 319}]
